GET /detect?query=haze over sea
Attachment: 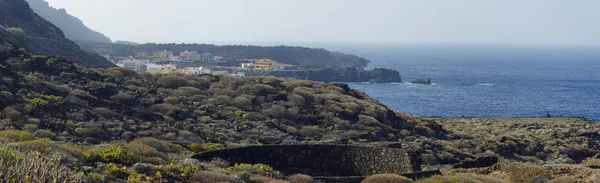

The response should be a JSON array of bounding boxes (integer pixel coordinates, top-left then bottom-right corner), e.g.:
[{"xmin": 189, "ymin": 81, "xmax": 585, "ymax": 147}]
[{"xmin": 320, "ymin": 43, "xmax": 600, "ymax": 120}]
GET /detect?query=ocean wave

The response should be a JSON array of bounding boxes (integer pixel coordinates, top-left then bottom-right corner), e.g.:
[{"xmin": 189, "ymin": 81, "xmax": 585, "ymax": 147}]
[{"xmin": 478, "ymin": 83, "xmax": 495, "ymax": 86}]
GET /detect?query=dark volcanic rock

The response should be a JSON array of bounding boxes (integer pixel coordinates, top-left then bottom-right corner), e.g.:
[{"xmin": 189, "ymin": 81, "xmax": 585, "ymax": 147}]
[
  {"xmin": 193, "ymin": 145, "xmax": 414, "ymax": 176},
  {"xmin": 409, "ymin": 78, "xmax": 432, "ymax": 84}
]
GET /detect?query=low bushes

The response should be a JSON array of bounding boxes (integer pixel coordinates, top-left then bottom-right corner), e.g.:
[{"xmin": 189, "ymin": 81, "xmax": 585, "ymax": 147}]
[
  {"xmin": 0, "ymin": 147, "xmax": 82, "ymax": 182},
  {"xmin": 361, "ymin": 174, "xmax": 413, "ymax": 183}
]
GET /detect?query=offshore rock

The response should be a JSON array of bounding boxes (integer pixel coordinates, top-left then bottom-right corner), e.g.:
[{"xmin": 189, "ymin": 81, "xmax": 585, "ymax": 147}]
[{"xmin": 409, "ymin": 78, "xmax": 432, "ymax": 84}]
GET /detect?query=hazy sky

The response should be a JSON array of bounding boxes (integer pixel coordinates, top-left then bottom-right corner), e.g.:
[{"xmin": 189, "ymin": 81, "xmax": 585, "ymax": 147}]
[{"xmin": 45, "ymin": 0, "xmax": 599, "ymax": 45}]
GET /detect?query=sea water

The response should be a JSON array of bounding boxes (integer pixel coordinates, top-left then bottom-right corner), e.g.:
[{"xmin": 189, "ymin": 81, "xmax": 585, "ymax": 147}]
[{"xmin": 329, "ymin": 44, "xmax": 600, "ymax": 120}]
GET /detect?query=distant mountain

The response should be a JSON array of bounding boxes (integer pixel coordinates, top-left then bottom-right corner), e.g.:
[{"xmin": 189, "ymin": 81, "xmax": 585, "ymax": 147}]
[
  {"xmin": 81, "ymin": 43, "xmax": 371, "ymax": 68},
  {"xmin": 24, "ymin": 0, "xmax": 112, "ymax": 43},
  {"xmin": 115, "ymin": 40, "xmax": 140, "ymax": 45},
  {"xmin": 0, "ymin": 0, "xmax": 115, "ymax": 68}
]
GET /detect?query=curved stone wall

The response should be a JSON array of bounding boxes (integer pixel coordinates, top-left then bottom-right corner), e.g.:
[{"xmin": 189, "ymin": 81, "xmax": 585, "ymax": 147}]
[{"xmin": 192, "ymin": 145, "xmax": 413, "ymax": 176}]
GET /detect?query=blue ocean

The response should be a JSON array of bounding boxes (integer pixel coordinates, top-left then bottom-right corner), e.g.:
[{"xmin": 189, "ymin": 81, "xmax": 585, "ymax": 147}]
[{"xmin": 326, "ymin": 44, "xmax": 600, "ymax": 120}]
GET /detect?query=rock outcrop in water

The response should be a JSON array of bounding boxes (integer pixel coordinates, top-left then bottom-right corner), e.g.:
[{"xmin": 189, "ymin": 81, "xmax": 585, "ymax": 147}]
[{"xmin": 409, "ymin": 78, "xmax": 432, "ymax": 84}]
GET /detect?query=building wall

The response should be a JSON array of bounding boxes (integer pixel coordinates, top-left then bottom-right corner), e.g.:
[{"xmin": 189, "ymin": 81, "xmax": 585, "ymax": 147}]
[{"xmin": 254, "ymin": 59, "xmax": 274, "ymax": 71}]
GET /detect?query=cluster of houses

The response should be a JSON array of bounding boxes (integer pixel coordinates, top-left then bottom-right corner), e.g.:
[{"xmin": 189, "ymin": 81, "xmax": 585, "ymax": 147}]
[
  {"xmin": 130, "ymin": 50, "xmax": 225, "ymax": 62},
  {"xmin": 112, "ymin": 50, "xmax": 288, "ymax": 77}
]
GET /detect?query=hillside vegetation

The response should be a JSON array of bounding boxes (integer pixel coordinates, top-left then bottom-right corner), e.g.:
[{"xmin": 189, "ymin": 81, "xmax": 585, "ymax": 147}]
[
  {"xmin": 0, "ymin": 38, "xmax": 445, "ymax": 181},
  {"xmin": 0, "ymin": 0, "xmax": 114, "ymax": 68},
  {"xmin": 3, "ymin": 38, "xmax": 600, "ymax": 182}
]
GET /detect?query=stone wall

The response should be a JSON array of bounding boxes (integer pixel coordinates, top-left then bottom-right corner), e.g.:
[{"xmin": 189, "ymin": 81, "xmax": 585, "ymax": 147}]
[{"xmin": 192, "ymin": 145, "xmax": 413, "ymax": 177}]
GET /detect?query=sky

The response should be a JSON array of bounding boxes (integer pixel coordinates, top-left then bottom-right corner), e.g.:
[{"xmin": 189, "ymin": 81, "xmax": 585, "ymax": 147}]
[{"xmin": 45, "ymin": 0, "xmax": 600, "ymax": 46}]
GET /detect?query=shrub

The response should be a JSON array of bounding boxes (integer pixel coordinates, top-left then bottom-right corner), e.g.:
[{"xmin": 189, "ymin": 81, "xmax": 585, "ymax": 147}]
[
  {"xmin": 361, "ymin": 174, "xmax": 413, "ymax": 183},
  {"xmin": 187, "ymin": 142, "xmax": 224, "ymax": 153},
  {"xmin": 109, "ymin": 67, "xmax": 139, "ymax": 77},
  {"xmin": 548, "ymin": 176, "xmax": 578, "ymax": 183},
  {"xmin": 233, "ymin": 96, "xmax": 252, "ymax": 110},
  {"xmin": 33, "ymin": 129, "xmax": 56, "ymax": 139},
  {"xmin": 188, "ymin": 171, "xmax": 234, "ymax": 183},
  {"xmin": 235, "ymin": 110, "xmax": 245, "ymax": 118},
  {"xmin": 289, "ymin": 174, "xmax": 314, "ymax": 183},
  {"xmin": 174, "ymin": 87, "xmax": 202, "ymax": 96},
  {"xmin": 110, "ymin": 92, "xmax": 134, "ymax": 103},
  {"xmin": 415, "ymin": 175, "xmax": 477, "ymax": 183},
  {"xmin": 157, "ymin": 75, "xmax": 187, "ymax": 88},
  {"xmin": 105, "ymin": 163, "xmax": 128, "ymax": 177},
  {"xmin": 6, "ymin": 139, "xmax": 57, "ymax": 154},
  {"xmin": 299, "ymin": 126, "xmax": 321, "ymax": 138},
  {"xmin": 502, "ymin": 163, "xmax": 550, "ymax": 183},
  {"xmin": 131, "ymin": 137, "xmax": 184, "ymax": 153},
  {"xmin": 0, "ymin": 130, "xmax": 35, "ymax": 143},
  {"xmin": 287, "ymin": 94, "xmax": 306, "ymax": 106},
  {"xmin": 0, "ymin": 148, "xmax": 82, "ymax": 183},
  {"xmin": 3, "ymin": 107, "xmax": 22, "ymax": 120},
  {"xmin": 6, "ymin": 27, "xmax": 25, "ymax": 40},
  {"xmin": 93, "ymin": 107, "xmax": 119, "ymax": 119},
  {"xmin": 164, "ymin": 96, "xmax": 180, "ymax": 104},
  {"xmin": 86, "ymin": 145, "xmax": 134, "ymax": 164},
  {"xmin": 125, "ymin": 142, "xmax": 168, "ymax": 164},
  {"xmin": 228, "ymin": 163, "xmax": 280, "ymax": 176},
  {"xmin": 149, "ymin": 103, "xmax": 178, "ymax": 115}
]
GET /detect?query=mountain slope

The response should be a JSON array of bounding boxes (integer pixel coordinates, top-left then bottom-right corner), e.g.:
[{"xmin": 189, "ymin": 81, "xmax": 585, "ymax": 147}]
[
  {"xmin": 24, "ymin": 0, "xmax": 112, "ymax": 43},
  {"xmin": 0, "ymin": 0, "xmax": 114, "ymax": 68}
]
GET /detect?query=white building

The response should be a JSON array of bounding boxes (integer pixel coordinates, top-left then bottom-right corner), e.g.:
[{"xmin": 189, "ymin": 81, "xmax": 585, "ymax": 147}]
[
  {"xmin": 241, "ymin": 63, "xmax": 254, "ymax": 69},
  {"xmin": 116, "ymin": 60, "xmax": 150, "ymax": 72},
  {"xmin": 194, "ymin": 67, "xmax": 212, "ymax": 75},
  {"xmin": 230, "ymin": 72, "xmax": 246, "ymax": 77},
  {"xmin": 168, "ymin": 56, "xmax": 181, "ymax": 62}
]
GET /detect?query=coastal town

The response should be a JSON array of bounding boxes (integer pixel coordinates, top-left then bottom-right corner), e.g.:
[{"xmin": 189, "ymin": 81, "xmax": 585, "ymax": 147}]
[{"xmin": 107, "ymin": 50, "xmax": 293, "ymax": 77}]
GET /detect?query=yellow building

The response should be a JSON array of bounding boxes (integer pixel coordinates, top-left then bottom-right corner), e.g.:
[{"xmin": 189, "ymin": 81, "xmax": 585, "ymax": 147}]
[
  {"xmin": 253, "ymin": 59, "xmax": 277, "ymax": 71},
  {"xmin": 145, "ymin": 64, "xmax": 176, "ymax": 74}
]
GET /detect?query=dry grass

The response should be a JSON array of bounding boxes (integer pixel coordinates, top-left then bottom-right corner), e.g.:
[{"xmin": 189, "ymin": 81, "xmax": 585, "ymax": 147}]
[{"xmin": 361, "ymin": 174, "xmax": 413, "ymax": 183}]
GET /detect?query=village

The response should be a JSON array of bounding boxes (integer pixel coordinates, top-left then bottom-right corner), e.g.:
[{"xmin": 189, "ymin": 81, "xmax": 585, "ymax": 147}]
[{"xmin": 107, "ymin": 50, "xmax": 294, "ymax": 77}]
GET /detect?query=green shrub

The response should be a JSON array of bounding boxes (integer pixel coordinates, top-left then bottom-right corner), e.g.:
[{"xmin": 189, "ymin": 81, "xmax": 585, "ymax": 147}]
[
  {"xmin": 131, "ymin": 137, "xmax": 184, "ymax": 153},
  {"xmin": 110, "ymin": 92, "xmax": 134, "ymax": 103},
  {"xmin": 125, "ymin": 142, "xmax": 168, "ymax": 164},
  {"xmin": 0, "ymin": 130, "xmax": 35, "ymax": 143},
  {"xmin": 501, "ymin": 163, "xmax": 550, "ymax": 183},
  {"xmin": 6, "ymin": 27, "xmax": 24, "ymax": 40},
  {"xmin": 235, "ymin": 110, "xmax": 245, "ymax": 118},
  {"xmin": 6, "ymin": 139, "xmax": 56, "ymax": 154},
  {"xmin": 187, "ymin": 142, "xmax": 224, "ymax": 153},
  {"xmin": 28, "ymin": 98, "xmax": 48, "ymax": 107},
  {"xmin": 86, "ymin": 145, "xmax": 134, "ymax": 164},
  {"xmin": 361, "ymin": 174, "xmax": 413, "ymax": 183},
  {"xmin": 157, "ymin": 75, "xmax": 187, "ymax": 88},
  {"xmin": 105, "ymin": 163, "xmax": 127, "ymax": 177},
  {"xmin": 228, "ymin": 163, "xmax": 280, "ymax": 176}
]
